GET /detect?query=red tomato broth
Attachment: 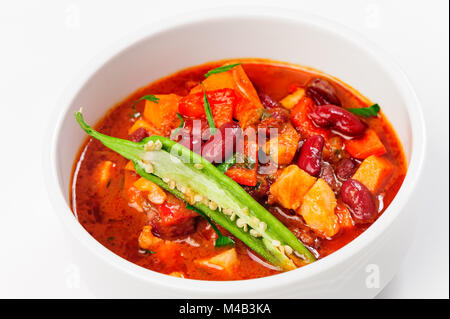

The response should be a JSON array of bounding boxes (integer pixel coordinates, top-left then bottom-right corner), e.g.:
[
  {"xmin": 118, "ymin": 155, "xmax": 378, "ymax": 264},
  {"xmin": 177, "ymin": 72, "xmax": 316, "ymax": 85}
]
[{"xmin": 71, "ymin": 59, "xmax": 407, "ymax": 280}]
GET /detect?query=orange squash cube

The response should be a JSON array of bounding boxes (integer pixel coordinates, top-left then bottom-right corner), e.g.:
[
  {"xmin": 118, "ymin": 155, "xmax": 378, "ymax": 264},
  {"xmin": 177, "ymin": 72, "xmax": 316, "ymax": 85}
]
[
  {"xmin": 352, "ymin": 155, "xmax": 393, "ymax": 193},
  {"xmin": 263, "ymin": 125, "xmax": 300, "ymax": 165},
  {"xmin": 133, "ymin": 177, "xmax": 167, "ymax": 204},
  {"xmin": 196, "ymin": 248, "xmax": 239, "ymax": 273},
  {"xmin": 95, "ymin": 160, "xmax": 116, "ymax": 188},
  {"xmin": 296, "ymin": 179, "xmax": 340, "ymax": 238},
  {"xmin": 269, "ymin": 165, "xmax": 317, "ymax": 210},
  {"xmin": 280, "ymin": 87, "xmax": 305, "ymax": 109},
  {"xmin": 143, "ymin": 94, "xmax": 181, "ymax": 133},
  {"xmin": 128, "ymin": 119, "xmax": 156, "ymax": 136}
]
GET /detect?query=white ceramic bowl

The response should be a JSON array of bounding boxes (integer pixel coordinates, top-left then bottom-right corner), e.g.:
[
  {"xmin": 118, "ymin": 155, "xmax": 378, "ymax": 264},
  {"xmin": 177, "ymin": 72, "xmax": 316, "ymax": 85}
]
[{"xmin": 46, "ymin": 8, "xmax": 426, "ymax": 298}]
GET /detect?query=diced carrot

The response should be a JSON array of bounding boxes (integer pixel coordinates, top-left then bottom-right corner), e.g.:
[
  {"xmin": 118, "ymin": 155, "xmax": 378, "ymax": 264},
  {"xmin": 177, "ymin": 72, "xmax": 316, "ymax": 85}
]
[
  {"xmin": 296, "ymin": 179, "xmax": 340, "ymax": 238},
  {"xmin": 191, "ymin": 64, "xmax": 263, "ymax": 128},
  {"xmin": 124, "ymin": 160, "xmax": 136, "ymax": 172},
  {"xmin": 280, "ymin": 87, "xmax": 305, "ymax": 109},
  {"xmin": 269, "ymin": 165, "xmax": 317, "ymax": 210},
  {"xmin": 344, "ymin": 129, "xmax": 387, "ymax": 159},
  {"xmin": 335, "ymin": 203, "xmax": 354, "ymax": 229},
  {"xmin": 95, "ymin": 161, "xmax": 116, "ymax": 188},
  {"xmin": 196, "ymin": 248, "xmax": 239, "ymax": 273},
  {"xmin": 290, "ymin": 96, "xmax": 330, "ymax": 139},
  {"xmin": 143, "ymin": 94, "xmax": 181, "ymax": 133},
  {"xmin": 352, "ymin": 155, "xmax": 393, "ymax": 193},
  {"xmin": 263, "ymin": 125, "xmax": 300, "ymax": 165},
  {"xmin": 133, "ymin": 177, "xmax": 167, "ymax": 204},
  {"xmin": 138, "ymin": 225, "xmax": 163, "ymax": 250},
  {"xmin": 225, "ymin": 140, "xmax": 258, "ymax": 186}
]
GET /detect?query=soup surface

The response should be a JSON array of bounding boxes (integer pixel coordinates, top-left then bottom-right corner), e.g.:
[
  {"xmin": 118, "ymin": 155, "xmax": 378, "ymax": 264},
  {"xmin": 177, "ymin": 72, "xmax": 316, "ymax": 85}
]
[{"xmin": 71, "ymin": 59, "xmax": 407, "ymax": 280}]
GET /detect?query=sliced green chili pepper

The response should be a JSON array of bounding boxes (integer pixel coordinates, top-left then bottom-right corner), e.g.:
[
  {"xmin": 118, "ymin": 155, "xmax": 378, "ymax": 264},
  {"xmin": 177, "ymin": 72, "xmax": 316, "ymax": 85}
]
[
  {"xmin": 186, "ymin": 204, "xmax": 235, "ymax": 247},
  {"xmin": 75, "ymin": 110, "xmax": 315, "ymax": 270}
]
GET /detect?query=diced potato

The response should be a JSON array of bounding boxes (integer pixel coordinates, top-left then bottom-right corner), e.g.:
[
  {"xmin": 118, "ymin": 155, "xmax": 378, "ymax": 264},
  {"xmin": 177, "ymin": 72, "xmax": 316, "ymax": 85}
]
[
  {"xmin": 269, "ymin": 165, "xmax": 317, "ymax": 210},
  {"xmin": 138, "ymin": 225, "xmax": 163, "ymax": 250},
  {"xmin": 280, "ymin": 87, "xmax": 305, "ymax": 109},
  {"xmin": 197, "ymin": 248, "xmax": 239, "ymax": 273},
  {"xmin": 128, "ymin": 119, "xmax": 155, "ymax": 135},
  {"xmin": 297, "ymin": 179, "xmax": 340, "ymax": 238},
  {"xmin": 95, "ymin": 160, "xmax": 115, "ymax": 188},
  {"xmin": 143, "ymin": 94, "xmax": 181, "ymax": 132},
  {"xmin": 263, "ymin": 125, "xmax": 300, "ymax": 165},
  {"xmin": 344, "ymin": 129, "xmax": 387, "ymax": 159},
  {"xmin": 133, "ymin": 177, "xmax": 167, "ymax": 204},
  {"xmin": 352, "ymin": 155, "xmax": 393, "ymax": 193}
]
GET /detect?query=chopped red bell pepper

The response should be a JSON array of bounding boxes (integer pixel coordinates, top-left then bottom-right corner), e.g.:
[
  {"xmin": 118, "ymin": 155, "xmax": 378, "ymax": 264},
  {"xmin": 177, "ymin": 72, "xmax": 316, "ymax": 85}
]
[
  {"xmin": 290, "ymin": 96, "xmax": 330, "ymax": 138},
  {"xmin": 178, "ymin": 88, "xmax": 237, "ymax": 127}
]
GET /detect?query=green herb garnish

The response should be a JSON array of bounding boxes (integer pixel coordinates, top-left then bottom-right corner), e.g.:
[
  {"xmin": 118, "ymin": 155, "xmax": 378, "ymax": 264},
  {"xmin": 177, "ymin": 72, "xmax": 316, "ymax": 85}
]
[
  {"xmin": 202, "ymin": 84, "xmax": 216, "ymax": 135},
  {"xmin": 216, "ymin": 154, "xmax": 237, "ymax": 173},
  {"xmin": 204, "ymin": 63, "xmax": 242, "ymax": 78},
  {"xmin": 186, "ymin": 204, "xmax": 235, "ymax": 247},
  {"xmin": 347, "ymin": 103, "xmax": 380, "ymax": 118},
  {"xmin": 170, "ymin": 113, "xmax": 184, "ymax": 139},
  {"xmin": 131, "ymin": 94, "xmax": 159, "ymax": 110}
]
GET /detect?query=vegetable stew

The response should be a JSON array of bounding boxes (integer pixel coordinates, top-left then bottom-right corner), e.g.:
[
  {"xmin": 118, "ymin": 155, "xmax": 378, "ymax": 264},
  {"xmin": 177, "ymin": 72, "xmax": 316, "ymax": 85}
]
[{"xmin": 71, "ymin": 59, "xmax": 407, "ymax": 280}]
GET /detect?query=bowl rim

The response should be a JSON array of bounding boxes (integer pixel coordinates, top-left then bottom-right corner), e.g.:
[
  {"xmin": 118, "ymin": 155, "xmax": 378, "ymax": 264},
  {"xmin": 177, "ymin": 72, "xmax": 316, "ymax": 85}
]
[{"xmin": 45, "ymin": 7, "xmax": 426, "ymax": 296}]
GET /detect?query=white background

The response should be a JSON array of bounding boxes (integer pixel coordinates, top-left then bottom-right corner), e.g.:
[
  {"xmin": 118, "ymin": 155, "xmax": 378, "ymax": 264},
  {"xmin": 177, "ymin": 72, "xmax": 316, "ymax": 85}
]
[{"xmin": 0, "ymin": 0, "xmax": 448, "ymax": 298}]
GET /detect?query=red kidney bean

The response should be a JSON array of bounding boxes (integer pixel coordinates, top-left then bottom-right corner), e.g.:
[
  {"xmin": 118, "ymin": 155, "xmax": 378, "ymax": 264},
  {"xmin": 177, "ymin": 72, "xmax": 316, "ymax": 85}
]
[
  {"xmin": 320, "ymin": 162, "xmax": 340, "ymax": 192},
  {"xmin": 268, "ymin": 107, "xmax": 290, "ymax": 122},
  {"xmin": 297, "ymin": 135, "xmax": 324, "ymax": 177},
  {"xmin": 335, "ymin": 158, "xmax": 358, "ymax": 181},
  {"xmin": 202, "ymin": 121, "xmax": 242, "ymax": 163},
  {"xmin": 341, "ymin": 179, "xmax": 377, "ymax": 222},
  {"xmin": 172, "ymin": 118, "xmax": 208, "ymax": 154},
  {"xmin": 129, "ymin": 127, "xmax": 149, "ymax": 142},
  {"xmin": 257, "ymin": 107, "xmax": 290, "ymax": 138},
  {"xmin": 174, "ymin": 129, "xmax": 202, "ymax": 154},
  {"xmin": 258, "ymin": 92, "xmax": 281, "ymax": 109},
  {"xmin": 306, "ymin": 78, "xmax": 341, "ymax": 106},
  {"xmin": 309, "ymin": 105, "xmax": 366, "ymax": 137}
]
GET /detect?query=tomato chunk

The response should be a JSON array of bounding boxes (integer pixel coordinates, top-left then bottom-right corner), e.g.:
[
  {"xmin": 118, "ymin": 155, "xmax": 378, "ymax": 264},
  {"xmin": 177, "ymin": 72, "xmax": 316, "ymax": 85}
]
[
  {"xmin": 225, "ymin": 140, "xmax": 258, "ymax": 186},
  {"xmin": 157, "ymin": 199, "xmax": 197, "ymax": 227},
  {"xmin": 344, "ymin": 129, "xmax": 387, "ymax": 159}
]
